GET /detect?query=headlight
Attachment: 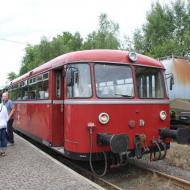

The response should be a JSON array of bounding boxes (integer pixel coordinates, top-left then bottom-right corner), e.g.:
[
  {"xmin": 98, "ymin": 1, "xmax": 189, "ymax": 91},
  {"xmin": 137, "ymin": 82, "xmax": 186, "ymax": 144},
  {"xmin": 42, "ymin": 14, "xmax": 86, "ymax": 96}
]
[
  {"xmin": 160, "ymin": 111, "xmax": 167, "ymax": 120},
  {"xmin": 128, "ymin": 52, "xmax": 137, "ymax": 62},
  {"xmin": 98, "ymin": 112, "xmax": 110, "ymax": 124}
]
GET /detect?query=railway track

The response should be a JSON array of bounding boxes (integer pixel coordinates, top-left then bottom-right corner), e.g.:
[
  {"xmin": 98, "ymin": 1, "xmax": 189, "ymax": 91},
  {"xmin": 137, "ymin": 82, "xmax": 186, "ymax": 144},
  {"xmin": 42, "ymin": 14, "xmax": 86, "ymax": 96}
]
[
  {"xmin": 15, "ymin": 131, "xmax": 190, "ymax": 190},
  {"xmin": 128, "ymin": 158, "xmax": 190, "ymax": 190},
  {"xmin": 150, "ymin": 169, "xmax": 190, "ymax": 190}
]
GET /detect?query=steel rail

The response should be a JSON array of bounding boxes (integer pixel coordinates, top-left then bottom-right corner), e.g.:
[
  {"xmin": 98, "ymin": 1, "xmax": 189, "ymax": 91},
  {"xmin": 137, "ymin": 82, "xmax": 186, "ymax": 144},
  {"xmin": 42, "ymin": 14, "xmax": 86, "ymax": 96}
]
[
  {"xmin": 151, "ymin": 169, "xmax": 190, "ymax": 190},
  {"xmin": 128, "ymin": 158, "xmax": 190, "ymax": 190}
]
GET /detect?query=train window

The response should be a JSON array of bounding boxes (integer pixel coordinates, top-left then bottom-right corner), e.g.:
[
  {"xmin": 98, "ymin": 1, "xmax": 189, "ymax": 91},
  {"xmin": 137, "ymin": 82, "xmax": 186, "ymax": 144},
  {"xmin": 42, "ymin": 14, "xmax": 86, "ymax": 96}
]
[
  {"xmin": 9, "ymin": 87, "xmax": 17, "ymax": 101},
  {"xmin": 25, "ymin": 73, "xmax": 49, "ymax": 100},
  {"xmin": 43, "ymin": 80, "xmax": 49, "ymax": 99},
  {"xmin": 36, "ymin": 81, "xmax": 43, "ymax": 99},
  {"xmin": 95, "ymin": 64, "xmax": 134, "ymax": 98},
  {"xmin": 37, "ymin": 75, "xmax": 43, "ymax": 82},
  {"xmin": 21, "ymin": 86, "xmax": 29, "ymax": 100},
  {"xmin": 66, "ymin": 64, "xmax": 92, "ymax": 98},
  {"xmin": 19, "ymin": 80, "xmax": 28, "ymax": 100},
  {"xmin": 43, "ymin": 73, "xmax": 49, "ymax": 80},
  {"xmin": 16, "ymin": 87, "xmax": 22, "ymax": 100},
  {"xmin": 36, "ymin": 80, "xmax": 49, "ymax": 99},
  {"xmin": 29, "ymin": 78, "xmax": 33, "ymax": 84},
  {"xmin": 28, "ymin": 83, "xmax": 37, "ymax": 100},
  {"xmin": 56, "ymin": 72, "xmax": 61, "ymax": 97},
  {"xmin": 33, "ymin": 77, "xmax": 36, "ymax": 83},
  {"xmin": 8, "ymin": 83, "xmax": 21, "ymax": 100},
  {"xmin": 136, "ymin": 67, "xmax": 164, "ymax": 98}
]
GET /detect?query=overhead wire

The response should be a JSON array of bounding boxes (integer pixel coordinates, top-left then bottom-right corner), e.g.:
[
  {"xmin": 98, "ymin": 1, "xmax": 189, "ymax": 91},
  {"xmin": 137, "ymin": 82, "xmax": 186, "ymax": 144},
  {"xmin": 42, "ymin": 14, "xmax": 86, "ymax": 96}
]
[{"xmin": 0, "ymin": 38, "xmax": 28, "ymax": 45}]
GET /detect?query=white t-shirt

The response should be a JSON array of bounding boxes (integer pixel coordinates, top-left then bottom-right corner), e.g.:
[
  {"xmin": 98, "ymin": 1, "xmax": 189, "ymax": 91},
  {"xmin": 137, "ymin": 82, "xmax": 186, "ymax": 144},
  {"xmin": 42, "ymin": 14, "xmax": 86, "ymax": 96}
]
[{"xmin": 0, "ymin": 104, "xmax": 8, "ymax": 129}]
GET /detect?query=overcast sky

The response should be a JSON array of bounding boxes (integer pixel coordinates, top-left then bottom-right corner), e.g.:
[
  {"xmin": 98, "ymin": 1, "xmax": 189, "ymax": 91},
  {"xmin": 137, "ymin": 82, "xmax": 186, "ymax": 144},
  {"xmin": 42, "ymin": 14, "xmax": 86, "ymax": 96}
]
[{"xmin": 0, "ymin": 0, "xmax": 173, "ymax": 87}]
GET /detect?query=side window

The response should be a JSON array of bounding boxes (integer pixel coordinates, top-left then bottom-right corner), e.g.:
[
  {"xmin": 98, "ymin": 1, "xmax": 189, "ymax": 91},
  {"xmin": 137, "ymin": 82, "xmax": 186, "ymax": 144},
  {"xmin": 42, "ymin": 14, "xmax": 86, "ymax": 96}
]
[
  {"xmin": 36, "ymin": 73, "xmax": 49, "ymax": 99},
  {"xmin": 56, "ymin": 72, "xmax": 61, "ymax": 97},
  {"xmin": 66, "ymin": 64, "xmax": 92, "ymax": 98},
  {"xmin": 43, "ymin": 80, "xmax": 49, "ymax": 99},
  {"xmin": 27, "ymin": 77, "xmax": 37, "ymax": 100},
  {"xmin": 16, "ymin": 83, "xmax": 22, "ymax": 100},
  {"xmin": 10, "ymin": 72, "xmax": 49, "ymax": 101},
  {"xmin": 21, "ymin": 80, "xmax": 28, "ymax": 100},
  {"xmin": 28, "ymin": 72, "xmax": 49, "ymax": 100},
  {"xmin": 28, "ymin": 83, "xmax": 37, "ymax": 100},
  {"xmin": 36, "ymin": 79, "xmax": 43, "ymax": 99}
]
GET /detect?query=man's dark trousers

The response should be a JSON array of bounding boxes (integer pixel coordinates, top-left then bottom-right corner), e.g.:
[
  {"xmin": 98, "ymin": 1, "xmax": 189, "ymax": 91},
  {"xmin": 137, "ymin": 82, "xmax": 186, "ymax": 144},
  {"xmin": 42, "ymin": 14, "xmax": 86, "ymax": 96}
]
[{"xmin": 7, "ymin": 119, "xmax": 14, "ymax": 143}]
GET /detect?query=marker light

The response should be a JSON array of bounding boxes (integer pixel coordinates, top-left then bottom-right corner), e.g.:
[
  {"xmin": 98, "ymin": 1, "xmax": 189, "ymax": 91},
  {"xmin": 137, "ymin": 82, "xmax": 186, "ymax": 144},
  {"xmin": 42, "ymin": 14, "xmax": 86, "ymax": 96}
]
[
  {"xmin": 98, "ymin": 112, "xmax": 110, "ymax": 124},
  {"xmin": 128, "ymin": 52, "xmax": 137, "ymax": 62},
  {"xmin": 160, "ymin": 111, "xmax": 167, "ymax": 120}
]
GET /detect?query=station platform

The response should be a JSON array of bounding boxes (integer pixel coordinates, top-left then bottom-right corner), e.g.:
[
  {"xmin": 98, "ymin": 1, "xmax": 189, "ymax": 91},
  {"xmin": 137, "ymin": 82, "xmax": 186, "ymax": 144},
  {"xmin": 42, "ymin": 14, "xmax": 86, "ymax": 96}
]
[{"xmin": 0, "ymin": 134, "xmax": 103, "ymax": 190}]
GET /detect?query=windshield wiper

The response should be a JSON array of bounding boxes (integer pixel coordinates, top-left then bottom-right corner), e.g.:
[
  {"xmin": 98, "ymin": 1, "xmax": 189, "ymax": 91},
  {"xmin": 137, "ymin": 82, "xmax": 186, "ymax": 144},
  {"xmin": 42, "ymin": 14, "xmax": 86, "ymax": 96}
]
[{"xmin": 115, "ymin": 93, "xmax": 133, "ymax": 98}]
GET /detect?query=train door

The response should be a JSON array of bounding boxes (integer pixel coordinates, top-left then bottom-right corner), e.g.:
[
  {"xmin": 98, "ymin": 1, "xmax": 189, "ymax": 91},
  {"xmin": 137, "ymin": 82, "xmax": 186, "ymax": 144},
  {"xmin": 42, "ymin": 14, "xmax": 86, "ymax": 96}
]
[{"xmin": 52, "ymin": 69, "xmax": 64, "ymax": 146}]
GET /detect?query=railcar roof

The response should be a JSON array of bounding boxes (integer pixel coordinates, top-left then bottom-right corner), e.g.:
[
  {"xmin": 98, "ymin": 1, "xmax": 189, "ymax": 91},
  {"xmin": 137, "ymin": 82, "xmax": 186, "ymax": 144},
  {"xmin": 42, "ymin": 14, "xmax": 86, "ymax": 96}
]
[{"xmin": 12, "ymin": 49, "xmax": 163, "ymax": 83}]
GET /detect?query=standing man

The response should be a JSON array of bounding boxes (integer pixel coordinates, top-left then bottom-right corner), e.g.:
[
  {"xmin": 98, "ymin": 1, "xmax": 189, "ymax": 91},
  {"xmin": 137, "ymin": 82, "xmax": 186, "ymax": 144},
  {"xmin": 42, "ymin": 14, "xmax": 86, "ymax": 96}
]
[
  {"xmin": 0, "ymin": 102, "xmax": 9, "ymax": 156},
  {"xmin": 2, "ymin": 92, "xmax": 15, "ymax": 145}
]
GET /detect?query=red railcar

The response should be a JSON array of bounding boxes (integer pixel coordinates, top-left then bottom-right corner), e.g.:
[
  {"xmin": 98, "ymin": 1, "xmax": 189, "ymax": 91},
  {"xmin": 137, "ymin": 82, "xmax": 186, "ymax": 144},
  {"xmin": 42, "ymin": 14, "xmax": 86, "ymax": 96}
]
[{"xmin": 9, "ymin": 50, "xmax": 186, "ymax": 175}]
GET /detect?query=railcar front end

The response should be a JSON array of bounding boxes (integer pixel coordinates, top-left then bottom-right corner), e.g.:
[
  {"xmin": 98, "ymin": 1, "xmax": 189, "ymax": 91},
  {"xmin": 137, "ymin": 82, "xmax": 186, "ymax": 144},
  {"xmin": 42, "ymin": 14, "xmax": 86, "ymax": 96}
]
[{"xmin": 63, "ymin": 51, "xmax": 189, "ymax": 175}]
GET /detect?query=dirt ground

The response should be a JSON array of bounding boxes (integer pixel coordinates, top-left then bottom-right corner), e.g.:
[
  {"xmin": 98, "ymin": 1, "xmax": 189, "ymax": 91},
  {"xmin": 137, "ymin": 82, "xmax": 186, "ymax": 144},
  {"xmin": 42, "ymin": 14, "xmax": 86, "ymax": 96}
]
[{"xmin": 165, "ymin": 141, "xmax": 190, "ymax": 171}]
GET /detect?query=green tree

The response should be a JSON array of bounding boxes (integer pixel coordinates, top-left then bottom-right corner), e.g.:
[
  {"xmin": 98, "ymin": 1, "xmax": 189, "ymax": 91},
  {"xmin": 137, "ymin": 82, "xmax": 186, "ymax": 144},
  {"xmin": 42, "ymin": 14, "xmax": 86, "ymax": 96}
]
[
  {"xmin": 82, "ymin": 13, "xmax": 120, "ymax": 49},
  {"xmin": 120, "ymin": 35, "xmax": 134, "ymax": 51},
  {"xmin": 20, "ymin": 32, "xmax": 83, "ymax": 75},
  {"xmin": 7, "ymin": 72, "xmax": 17, "ymax": 81},
  {"xmin": 133, "ymin": 0, "xmax": 190, "ymax": 58},
  {"xmin": 133, "ymin": 29, "xmax": 146, "ymax": 54},
  {"xmin": 51, "ymin": 32, "xmax": 83, "ymax": 57}
]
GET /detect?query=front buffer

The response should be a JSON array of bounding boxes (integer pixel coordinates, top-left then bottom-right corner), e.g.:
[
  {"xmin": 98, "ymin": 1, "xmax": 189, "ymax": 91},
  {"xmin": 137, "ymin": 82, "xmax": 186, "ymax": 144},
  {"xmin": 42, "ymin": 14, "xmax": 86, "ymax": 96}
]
[{"xmin": 87, "ymin": 122, "xmax": 190, "ymax": 177}]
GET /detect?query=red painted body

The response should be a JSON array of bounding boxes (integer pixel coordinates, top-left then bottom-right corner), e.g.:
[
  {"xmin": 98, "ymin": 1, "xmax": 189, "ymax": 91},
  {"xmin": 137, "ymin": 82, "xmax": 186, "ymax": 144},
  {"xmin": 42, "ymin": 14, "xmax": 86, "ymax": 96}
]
[
  {"xmin": 11, "ymin": 50, "xmax": 170, "ymax": 159},
  {"xmin": 15, "ymin": 103, "xmax": 52, "ymax": 141},
  {"xmin": 64, "ymin": 103, "xmax": 169, "ymax": 153}
]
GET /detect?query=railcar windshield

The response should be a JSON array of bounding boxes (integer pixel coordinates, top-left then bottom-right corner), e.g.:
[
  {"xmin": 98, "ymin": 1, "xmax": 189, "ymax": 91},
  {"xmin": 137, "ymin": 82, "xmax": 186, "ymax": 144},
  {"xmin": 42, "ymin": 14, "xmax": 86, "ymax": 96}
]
[
  {"xmin": 95, "ymin": 64, "xmax": 134, "ymax": 98},
  {"xmin": 66, "ymin": 63, "xmax": 92, "ymax": 98},
  {"xmin": 136, "ymin": 66, "xmax": 164, "ymax": 98}
]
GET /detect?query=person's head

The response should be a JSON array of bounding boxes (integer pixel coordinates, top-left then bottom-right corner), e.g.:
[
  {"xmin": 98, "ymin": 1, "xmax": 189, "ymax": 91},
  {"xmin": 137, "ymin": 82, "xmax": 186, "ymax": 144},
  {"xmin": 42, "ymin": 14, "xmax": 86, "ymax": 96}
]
[{"xmin": 2, "ymin": 92, "xmax": 9, "ymax": 102}]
